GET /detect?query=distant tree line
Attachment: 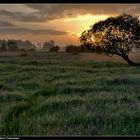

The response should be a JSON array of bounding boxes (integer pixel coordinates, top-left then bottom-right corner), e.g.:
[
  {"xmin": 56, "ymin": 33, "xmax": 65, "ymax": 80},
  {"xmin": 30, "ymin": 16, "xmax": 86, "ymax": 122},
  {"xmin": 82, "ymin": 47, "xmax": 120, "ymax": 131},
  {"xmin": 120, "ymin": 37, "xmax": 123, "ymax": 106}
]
[
  {"xmin": 0, "ymin": 39, "xmax": 92, "ymax": 53},
  {"xmin": 0, "ymin": 39, "xmax": 36, "ymax": 51},
  {"xmin": 65, "ymin": 44, "xmax": 90, "ymax": 53},
  {"xmin": 43, "ymin": 40, "xmax": 60, "ymax": 52}
]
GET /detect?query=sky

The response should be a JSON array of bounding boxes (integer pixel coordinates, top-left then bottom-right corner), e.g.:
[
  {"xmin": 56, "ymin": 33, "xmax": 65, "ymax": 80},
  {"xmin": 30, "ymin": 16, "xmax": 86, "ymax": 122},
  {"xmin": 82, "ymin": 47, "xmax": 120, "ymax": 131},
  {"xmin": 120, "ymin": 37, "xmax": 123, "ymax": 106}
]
[{"xmin": 0, "ymin": 4, "xmax": 140, "ymax": 47}]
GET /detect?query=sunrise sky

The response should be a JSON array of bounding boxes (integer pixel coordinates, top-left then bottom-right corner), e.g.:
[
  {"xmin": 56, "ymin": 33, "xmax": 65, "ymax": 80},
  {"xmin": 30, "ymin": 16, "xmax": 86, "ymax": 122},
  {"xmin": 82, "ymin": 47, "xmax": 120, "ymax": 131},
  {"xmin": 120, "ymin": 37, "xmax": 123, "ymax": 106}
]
[{"xmin": 0, "ymin": 4, "xmax": 140, "ymax": 47}]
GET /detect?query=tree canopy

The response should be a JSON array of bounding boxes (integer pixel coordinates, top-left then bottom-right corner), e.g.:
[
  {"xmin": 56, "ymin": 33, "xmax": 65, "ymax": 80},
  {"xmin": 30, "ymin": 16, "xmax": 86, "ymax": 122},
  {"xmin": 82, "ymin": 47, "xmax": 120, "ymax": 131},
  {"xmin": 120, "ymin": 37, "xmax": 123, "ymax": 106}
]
[{"xmin": 79, "ymin": 14, "xmax": 140, "ymax": 66}]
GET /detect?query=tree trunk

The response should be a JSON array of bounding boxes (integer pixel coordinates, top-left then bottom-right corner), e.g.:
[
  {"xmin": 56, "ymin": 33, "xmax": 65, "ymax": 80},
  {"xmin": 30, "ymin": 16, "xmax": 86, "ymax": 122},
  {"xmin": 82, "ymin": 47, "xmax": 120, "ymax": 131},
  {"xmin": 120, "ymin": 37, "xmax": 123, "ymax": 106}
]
[{"xmin": 121, "ymin": 55, "xmax": 136, "ymax": 66}]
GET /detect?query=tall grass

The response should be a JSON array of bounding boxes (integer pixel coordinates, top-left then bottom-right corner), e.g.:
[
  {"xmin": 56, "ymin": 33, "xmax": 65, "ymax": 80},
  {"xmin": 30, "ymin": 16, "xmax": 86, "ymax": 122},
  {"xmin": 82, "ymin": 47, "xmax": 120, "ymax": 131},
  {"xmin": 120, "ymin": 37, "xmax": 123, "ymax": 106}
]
[{"xmin": 0, "ymin": 52, "xmax": 140, "ymax": 136}]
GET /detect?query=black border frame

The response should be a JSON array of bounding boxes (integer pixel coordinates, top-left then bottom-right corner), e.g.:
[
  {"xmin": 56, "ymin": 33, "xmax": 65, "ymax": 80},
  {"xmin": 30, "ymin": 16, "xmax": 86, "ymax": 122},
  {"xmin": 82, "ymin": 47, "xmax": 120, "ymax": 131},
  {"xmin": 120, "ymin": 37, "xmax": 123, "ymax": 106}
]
[
  {"xmin": 0, "ymin": 0, "xmax": 139, "ymax": 3},
  {"xmin": 0, "ymin": 1, "xmax": 140, "ymax": 139}
]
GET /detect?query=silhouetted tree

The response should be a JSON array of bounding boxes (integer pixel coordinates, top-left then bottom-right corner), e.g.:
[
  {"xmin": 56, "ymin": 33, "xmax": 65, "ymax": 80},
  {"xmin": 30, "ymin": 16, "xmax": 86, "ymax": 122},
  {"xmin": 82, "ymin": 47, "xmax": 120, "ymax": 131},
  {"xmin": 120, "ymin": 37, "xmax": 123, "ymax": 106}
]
[
  {"xmin": 80, "ymin": 14, "xmax": 140, "ymax": 66},
  {"xmin": 0, "ymin": 42, "xmax": 7, "ymax": 51},
  {"xmin": 65, "ymin": 44, "xmax": 90, "ymax": 53},
  {"xmin": 28, "ymin": 44, "xmax": 36, "ymax": 51},
  {"xmin": 7, "ymin": 40, "xmax": 18, "ymax": 51},
  {"xmin": 65, "ymin": 44, "xmax": 78, "ymax": 52},
  {"xmin": 43, "ymin": 40, "xmax": 55, "ymax": 49},
  {"xmin": 78, "ymin": 44, "xmax": 91, "ymax": 52},
  {"xmin": 49, "ymin": 45, "xmax": 60, "ymax": 52},
  {"xmin": 49, "ymin": 40, "xmax": 55, "ymax": 47}
]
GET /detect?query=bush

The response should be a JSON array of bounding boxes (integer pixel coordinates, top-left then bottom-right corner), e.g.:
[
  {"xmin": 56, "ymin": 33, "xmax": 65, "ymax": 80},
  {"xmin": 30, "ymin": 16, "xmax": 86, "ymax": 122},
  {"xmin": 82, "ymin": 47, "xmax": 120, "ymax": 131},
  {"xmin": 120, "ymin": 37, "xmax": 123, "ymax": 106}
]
[
  {"xmin": 78, "ymin": 45, "xmax": 91, "ymax": 52},
  {"xmin": 65, "ymin": 44, "xmax": 90, "ymax": 53},
  {"xmin": 7, "ymin": 40, "xmax": 18, "ymax": 51},
  {"xmin": 49, "ymin": 46, "xmax": 60, "ymax": 52},
  {"xmin": 19, "ymin": 52, "xmax": 28, "ymax": 57},
  {"xmin": 28, "ymin": 47, "xmax": 36, "ymax": 52},
  {"xmin": 19, "ymin": 48, "xmax": 26, "ymax": 51},
  {"xmin": 65, "ymin": 45, "xmax": 78, "ymax": 53},
  {"xmin": 0, "ymin": 43, "xmax": 7, "ymax": 51}
]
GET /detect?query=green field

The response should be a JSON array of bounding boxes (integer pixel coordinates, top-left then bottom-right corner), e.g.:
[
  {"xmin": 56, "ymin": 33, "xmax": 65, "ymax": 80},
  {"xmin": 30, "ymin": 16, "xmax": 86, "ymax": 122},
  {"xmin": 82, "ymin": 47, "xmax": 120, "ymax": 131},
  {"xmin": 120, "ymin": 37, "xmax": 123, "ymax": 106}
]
[{"xmin": 0, "ymin": 51, "xmax": 140, "ymax": 136}]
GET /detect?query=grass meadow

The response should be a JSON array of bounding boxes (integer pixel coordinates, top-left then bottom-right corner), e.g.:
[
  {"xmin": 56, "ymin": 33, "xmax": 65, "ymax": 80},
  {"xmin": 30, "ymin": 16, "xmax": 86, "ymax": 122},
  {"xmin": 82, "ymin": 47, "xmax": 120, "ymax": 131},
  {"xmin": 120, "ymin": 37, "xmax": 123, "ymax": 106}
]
[{"xmin": 0, "ymin": 51, "xmax": 140, "ymax": 136}]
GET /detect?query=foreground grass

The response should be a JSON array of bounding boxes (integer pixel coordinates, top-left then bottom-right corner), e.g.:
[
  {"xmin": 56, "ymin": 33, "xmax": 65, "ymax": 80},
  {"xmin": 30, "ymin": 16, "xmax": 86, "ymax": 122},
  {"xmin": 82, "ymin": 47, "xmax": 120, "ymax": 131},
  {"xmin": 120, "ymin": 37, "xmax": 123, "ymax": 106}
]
[{"xmin": 0, "ymin": 52, "xmax": 140, "ymax": 136}]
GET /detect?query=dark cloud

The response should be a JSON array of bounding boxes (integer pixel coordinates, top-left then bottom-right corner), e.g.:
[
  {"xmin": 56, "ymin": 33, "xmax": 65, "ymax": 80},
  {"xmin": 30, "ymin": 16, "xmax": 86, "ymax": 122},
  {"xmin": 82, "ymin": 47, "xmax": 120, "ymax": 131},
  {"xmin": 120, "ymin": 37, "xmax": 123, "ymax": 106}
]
[
  {"xmin": 0, "ymin": 20, "xmax": 15, "ymax": 27},
  {"xmin": 26, "ymin": 4, "xmax": 140, "ymax": 19},
  {"xmin": 0, "ymin": 9, "xmax": 47, "ymax": 22},
  {"xmin": 0, "ymin": 5, "xmax": 140, "ymax": 23},
  {"xmin": 0, "ymin": 27, "xmax": 68, "ymax": 35}
]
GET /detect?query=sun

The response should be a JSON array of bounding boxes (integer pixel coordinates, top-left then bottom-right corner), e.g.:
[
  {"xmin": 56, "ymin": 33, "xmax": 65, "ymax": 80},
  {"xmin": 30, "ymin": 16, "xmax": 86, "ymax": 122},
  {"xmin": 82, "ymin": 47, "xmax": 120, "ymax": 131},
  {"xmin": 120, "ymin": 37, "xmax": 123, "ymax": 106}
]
[
  {"xmin": 76, "ymin": 33, "xmax": 81, "ymax": 37},
  {"xmin": 74, "ymin": 14, "xmax": 109, "ymax": 38}
]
